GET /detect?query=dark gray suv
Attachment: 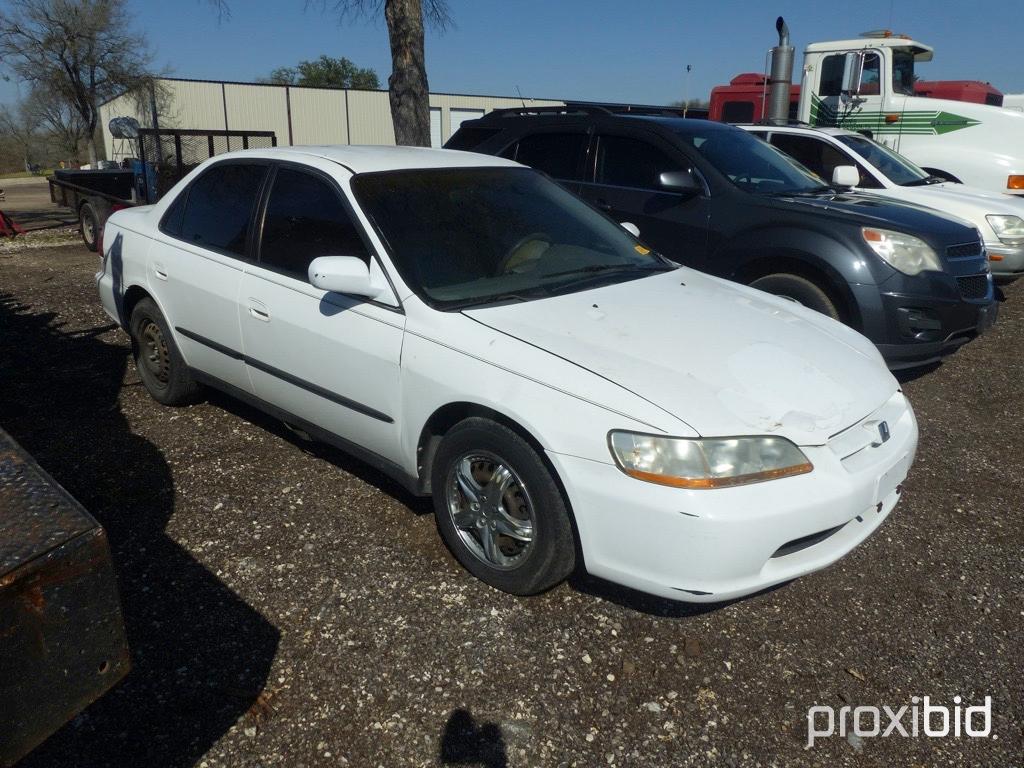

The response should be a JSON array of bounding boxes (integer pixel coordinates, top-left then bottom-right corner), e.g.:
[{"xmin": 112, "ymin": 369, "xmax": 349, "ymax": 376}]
[{"xmin": 448, "ymin": 108, "xmax": 998, "ymax": 369}]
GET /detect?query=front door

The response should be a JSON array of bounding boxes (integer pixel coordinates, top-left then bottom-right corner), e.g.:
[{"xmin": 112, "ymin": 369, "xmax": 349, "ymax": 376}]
[
  {"xmin": 577, "ymin": 132, "xmax": 710, "ymax": 264},
  {"xmin": 238, "ymin": 163, "xmax": 404, "ymax": 460},
  {"xmin": 813, "ymin": 50, "xmax": 893, "ymax": 146}
]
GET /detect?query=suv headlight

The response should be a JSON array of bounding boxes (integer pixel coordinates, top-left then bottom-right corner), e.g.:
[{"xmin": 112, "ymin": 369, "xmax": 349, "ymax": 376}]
[
  {"xmin": 986, "ymin": 214, "xmax": 1024, "ymax": 245},
  {"xmin": 608, "ymin": 432, "xmax": 812, "ymax": 489},
  {"xmin": 862, "ymin": 227, "xmax": 942, "ymax": 276}
]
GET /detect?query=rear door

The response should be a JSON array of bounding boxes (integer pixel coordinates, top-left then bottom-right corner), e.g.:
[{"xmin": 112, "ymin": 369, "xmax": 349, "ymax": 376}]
[
  {"xmin": 577, "ymin": 130, "xmax": 710, "ymax": 262},
  {"xmin": 238, "ymin": 161, "xmax": 404, "ymax": 460},
  {"xmin": 150, "ymin": 160, "xmax": 269, "ymax": 391}
]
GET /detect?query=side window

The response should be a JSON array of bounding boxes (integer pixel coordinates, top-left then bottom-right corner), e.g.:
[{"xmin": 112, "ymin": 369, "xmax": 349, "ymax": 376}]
[
  {"xmin": 509, "ymin": 133, "xmax": 586, "ymax": 181},
  {"xmin": 859, "ymin": 53, "xmax": 881, "ymax": 95},
  {"xmin": 259, "ymin": 167, "xmax": 369, "ymax": 280},
  {"xmin": 819, "ymin": 54, "xmax": 846, "ymax": 97},
  {"xmin": 179, "ymin": 163, "xmax": 267, "ymax": 256},
  {"xmin": 160, "ymin": 190, "xmax": 187, "ymax": 237},
  {"xmin": 595, "ymin": 135, "xmax": 684, "ymax": 191},
  {"xmin": 770, "ymin": 134, "xmax": 830, "ymax": 178}
]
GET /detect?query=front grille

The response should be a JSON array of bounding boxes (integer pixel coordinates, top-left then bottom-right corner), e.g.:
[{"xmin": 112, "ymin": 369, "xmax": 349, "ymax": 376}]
[
  {"xmin": 957, "ymin": 273, "xmax": 990, "ymax": 300},
  {"xmin": 947, "ymin": 242, "xmax": 983, "ymax": 259}
]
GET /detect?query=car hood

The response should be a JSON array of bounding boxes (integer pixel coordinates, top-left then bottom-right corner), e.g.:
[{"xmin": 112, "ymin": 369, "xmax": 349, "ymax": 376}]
[
  {"xmin": 884, "ymin": 182, "xmax": 1024, "ymax": 225},
  {"xmin": 767, "ymin": 190, "xmax": 976, "ymax": 241},
  {"xmin": 464, "ymin": 269, "xmax": 898, "ymax": 446}
]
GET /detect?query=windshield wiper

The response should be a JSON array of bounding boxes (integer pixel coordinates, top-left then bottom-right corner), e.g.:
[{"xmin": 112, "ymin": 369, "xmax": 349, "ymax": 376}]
[
  {"xmin": 541, "ymin": 262, "xmax": 675, "ymax": 279},
  {"xmin": 902, "ymin": 175, "xmax": 947, "ymax": 187},
  {"xmin": 447, "ymin": 292, "xmax": 539, "ymax": 311}
]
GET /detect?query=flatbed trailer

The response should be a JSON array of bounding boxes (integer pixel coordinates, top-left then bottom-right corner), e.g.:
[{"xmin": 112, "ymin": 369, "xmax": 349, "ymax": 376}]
[{"xmin": 48, "ymin": 128, "xmax": 276, "ymax": 252}]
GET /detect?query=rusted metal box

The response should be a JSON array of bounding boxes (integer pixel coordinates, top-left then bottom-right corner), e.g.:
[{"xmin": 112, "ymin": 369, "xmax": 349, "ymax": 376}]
[{"xmin": 0, "ymin": 428, "xmax": 129, "ymax": 766}]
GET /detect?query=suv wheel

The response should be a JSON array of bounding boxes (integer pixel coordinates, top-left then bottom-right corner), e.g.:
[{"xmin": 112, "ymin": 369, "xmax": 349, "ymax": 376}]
[
  {"xmin": 750, "ymin": 273, "xmax": 840, "ymax": 321},
  {"xmin": 432, "ymin": 418, "xmax": 576, "ymax": 595},
  {"xmin": 129, "ymin": 298, "xmax": 200, "ymax": 405}
]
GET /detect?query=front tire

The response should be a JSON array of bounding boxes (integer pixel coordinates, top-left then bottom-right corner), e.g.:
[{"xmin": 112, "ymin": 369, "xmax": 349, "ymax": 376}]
[
  {"xmin": 749, "ymin": 273, "xmax": 840, "ymax": 321},
  {"xmin": 431, "ymin": 418, "xmax": 576, "ymax": 596},
  {"xmin": 129, "ymin": 298, "xmax": 200, "ymax": 405}
]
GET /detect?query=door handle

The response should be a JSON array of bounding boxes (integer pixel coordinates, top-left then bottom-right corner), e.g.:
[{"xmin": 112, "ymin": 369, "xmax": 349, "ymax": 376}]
[
  {"xmin": 153, "ymin": 262, "xmax": 168, "ymax": 280},
  {"xmin": 247, "ymin": 299, "xmax": 270, "ymax": 322}
]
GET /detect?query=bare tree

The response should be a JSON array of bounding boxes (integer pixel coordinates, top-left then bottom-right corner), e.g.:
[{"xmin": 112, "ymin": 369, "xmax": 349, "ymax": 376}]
[
  {"xmin": 0, "ymin": 101, "xmax": 41, "ymax": 169},
  {"xmin": 0, "ymin": 0, "xmax": 157, "ymax": 164},
  {"xmin": 25, "ymin": 86, "xmax": 89, "ymax": 162},
  {"xmin": 212, "ymin": 0, "xmax": 450, "ymax": 146}
]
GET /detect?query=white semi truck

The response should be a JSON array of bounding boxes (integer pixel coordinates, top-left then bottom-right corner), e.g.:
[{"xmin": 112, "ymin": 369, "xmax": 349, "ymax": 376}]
[{"xmin": 795, "ymin": 33, "xmax": 1024, "ymax": 196}]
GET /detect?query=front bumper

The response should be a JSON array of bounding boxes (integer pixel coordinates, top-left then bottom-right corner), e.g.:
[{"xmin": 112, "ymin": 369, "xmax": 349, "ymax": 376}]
[
  {"xmin": 548, "ymin": 393, "xmax": 918, "ymax": 603},
  {"xmin": 985, "ymin": 242, "xmax": 1024, "ymax": 276},
  {"xmin": 852, "ymin": 269, "xmax": 997, "ymax": 370}
]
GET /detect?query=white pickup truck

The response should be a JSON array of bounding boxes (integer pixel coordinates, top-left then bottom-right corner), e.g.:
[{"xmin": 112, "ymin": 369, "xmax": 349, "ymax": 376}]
[{"xmin": 742, "ymin": 124, "xmax": 1024, "ymax": 277}]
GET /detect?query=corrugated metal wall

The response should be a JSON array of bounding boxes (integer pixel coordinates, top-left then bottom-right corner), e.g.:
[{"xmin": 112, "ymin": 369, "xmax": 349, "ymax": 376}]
[{"xmin": 100, "ymin": 77, "xmax": 563, "ymax": 157}]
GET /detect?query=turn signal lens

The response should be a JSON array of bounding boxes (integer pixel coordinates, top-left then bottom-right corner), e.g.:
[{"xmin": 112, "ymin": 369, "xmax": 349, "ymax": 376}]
[{"xmin": 1007, "ymin": 175, "xmax": 1024, "ymax": 190}]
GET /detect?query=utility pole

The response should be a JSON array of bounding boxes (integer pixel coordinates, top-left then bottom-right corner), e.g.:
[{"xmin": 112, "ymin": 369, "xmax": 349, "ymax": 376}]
[{"xmin": 683, "ymin": 64, "xmax": 692, "ymax": 117}]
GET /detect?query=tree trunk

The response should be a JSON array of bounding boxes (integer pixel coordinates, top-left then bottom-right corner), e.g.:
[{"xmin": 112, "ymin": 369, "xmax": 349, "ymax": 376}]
[{"xmin": 384, "ymin": 0, "xmax": 431, "ymax": 147}]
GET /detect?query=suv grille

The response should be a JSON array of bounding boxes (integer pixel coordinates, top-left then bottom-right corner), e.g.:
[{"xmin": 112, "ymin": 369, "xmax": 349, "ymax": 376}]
[
  {"xmin": 957, "ymin": 273, "xmax": 990, "ymax": 300},
  {"xmin": 947, "ymin": 242, "xmax": 983, "ymax": 259}
]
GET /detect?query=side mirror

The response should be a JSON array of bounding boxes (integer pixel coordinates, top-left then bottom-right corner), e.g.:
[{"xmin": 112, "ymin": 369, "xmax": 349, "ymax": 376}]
[
  {"xmin": 841, "ymin": 52, "xmax": 864, "ymax": 95},
  {"xmin": 308, "ymin": 256, "xmax": 383, "ymax": 299},
  {"xmin": 620, "ymin": 221, "xmax": 640, "ymax": 237},
  {"xmin": 831, "ymin": 165, "xmax": 860, "ymax": 187},
  {"xmin": 659, "ymin": 170, "xmax": 701, "ymax": 196}
]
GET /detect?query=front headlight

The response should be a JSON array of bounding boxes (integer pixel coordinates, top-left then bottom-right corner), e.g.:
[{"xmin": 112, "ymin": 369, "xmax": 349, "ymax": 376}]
[
  {"xmin": 986, "ymin": 214, "xmax": 1024, "ymax": 245},
  {"xmin": 862, "ymin": 227, "xmax": 942, "ymax": 276},
  {"xmin": 608, "ymin": 432, "xmax": 813, "ymax": 489}
]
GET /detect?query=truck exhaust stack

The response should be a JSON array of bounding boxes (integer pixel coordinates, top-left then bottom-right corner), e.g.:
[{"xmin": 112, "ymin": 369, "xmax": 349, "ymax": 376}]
[{"xmin": 767, "ymin": 16, "xmax": 794, "ymax": 124}]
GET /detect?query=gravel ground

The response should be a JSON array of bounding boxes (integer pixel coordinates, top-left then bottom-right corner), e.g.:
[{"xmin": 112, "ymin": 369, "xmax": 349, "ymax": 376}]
[{"xmin": 1, "ymin": 241, "xmax": 1021, "ymax": 768}]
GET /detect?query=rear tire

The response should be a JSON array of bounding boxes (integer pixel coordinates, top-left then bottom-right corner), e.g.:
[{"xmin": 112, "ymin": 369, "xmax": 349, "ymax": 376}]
[
  {"xmin": 129, "ymin": 298, "xmax": 200, "ymax": 406},
  {"xmin": 431, "ymin": 418, "xmax": 576, "ymax": 596},
  {"xmin": 749, "ymin": 273, "xmax": 840, "ymax": 321},
  {"xmin": 80, "ymin": 202, "xmax": 99, "ymax": 252}
]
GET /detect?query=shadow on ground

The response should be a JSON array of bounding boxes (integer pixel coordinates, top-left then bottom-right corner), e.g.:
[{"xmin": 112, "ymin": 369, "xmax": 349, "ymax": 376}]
[
  {"xmin": 0, "ymin": 294, "xmax": 279, "ymax": 767},
  {"xmin": 440, "ymin": 708, "xmax": 508, "ymax": 768}
]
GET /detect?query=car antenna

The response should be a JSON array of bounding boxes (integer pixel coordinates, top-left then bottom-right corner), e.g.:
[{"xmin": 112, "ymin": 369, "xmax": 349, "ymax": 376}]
[{"xmin": 515, "ymin": 85, "xmax": 527, "ymax": 108}]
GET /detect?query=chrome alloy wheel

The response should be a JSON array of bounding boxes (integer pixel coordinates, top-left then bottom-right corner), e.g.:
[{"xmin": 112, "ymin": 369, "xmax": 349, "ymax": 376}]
[
  {"xmin": 445, "ymin": 451, "xmax": 536, "ymax": 570},
  {"xmin": 139, "ymin": 319, "xmax": 170, "ymax": 385}
]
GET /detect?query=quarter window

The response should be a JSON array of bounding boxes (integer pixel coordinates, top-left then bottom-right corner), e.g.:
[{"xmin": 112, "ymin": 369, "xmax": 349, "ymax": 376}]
[
  {"xmin": 595, "ymin": 135, "xmax": 684, "ymax": 191},
  {"xmin": 179, "ymin": 163, "xmax": 267, "ymax": 256},
  {"xmin": 503, "ymin": 133, "xmax": 586, "ymax": 181},
  {"xmin": 259, "ymin": 167, "xmax": 369, "ymax": 279}
]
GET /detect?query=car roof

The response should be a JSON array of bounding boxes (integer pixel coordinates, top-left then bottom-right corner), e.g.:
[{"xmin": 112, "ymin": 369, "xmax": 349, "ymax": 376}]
[
  {"xmin": 738, "ymin": 124, "xmax": 859, "ymax": 139},
  {"xmin": 205, "ymin": 145, "xmax": 521, "ymax": 174}
]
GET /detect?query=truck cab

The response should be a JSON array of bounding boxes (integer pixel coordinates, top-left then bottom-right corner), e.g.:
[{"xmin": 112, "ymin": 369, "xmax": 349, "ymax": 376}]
[{"xmin": 798, "ymin": 34, "xmax": 1024, "ymax": 196}]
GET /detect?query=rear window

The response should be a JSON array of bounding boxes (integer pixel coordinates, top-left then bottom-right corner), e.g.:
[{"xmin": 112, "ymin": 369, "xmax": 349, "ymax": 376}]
[
  {"xmin": 445, "ymin": 125, "xmax": 501, "ymax": 151},
  {"xmin": 179, "ymin": 163, "xmax": 267, "ymax": 257}
]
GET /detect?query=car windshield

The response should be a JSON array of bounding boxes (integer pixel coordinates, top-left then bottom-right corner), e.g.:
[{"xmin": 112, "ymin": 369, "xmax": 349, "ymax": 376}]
[
  {"xmin": 673, "ymin": 126, "xmax": 830, "ymax": 195},
  {"xmin": 834, "ymin": 134, "xmax": 930, "ymax": 186},
  {"xmin": 351, "ymin": 167, "xmax": 674, "ymax": 309}
]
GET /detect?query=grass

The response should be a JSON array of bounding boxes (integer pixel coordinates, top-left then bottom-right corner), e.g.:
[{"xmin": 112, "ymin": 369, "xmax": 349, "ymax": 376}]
[{"xmin": 0, "ymin": 169, "xmax": 54, "ymax": 180}]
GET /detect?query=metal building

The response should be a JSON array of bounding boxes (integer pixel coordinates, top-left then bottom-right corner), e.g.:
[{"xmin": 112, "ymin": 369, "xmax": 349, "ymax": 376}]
[{"xmin": 99, "ymin": 77, "xmax": 564, "ymax": 160}]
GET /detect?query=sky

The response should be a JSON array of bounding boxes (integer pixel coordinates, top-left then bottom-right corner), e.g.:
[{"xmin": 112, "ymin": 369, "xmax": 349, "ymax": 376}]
[{"xmin": 2, "ymin": 0, "xmax": 1023, "ymax": 107}]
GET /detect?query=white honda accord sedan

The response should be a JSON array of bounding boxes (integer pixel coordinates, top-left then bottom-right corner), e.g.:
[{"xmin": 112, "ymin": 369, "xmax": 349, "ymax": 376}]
[{"xmin": 97, "ymin": 145, "xmax": 917, "ymax": 603}]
